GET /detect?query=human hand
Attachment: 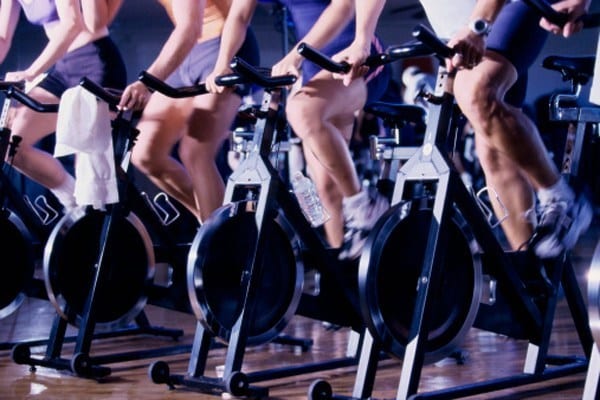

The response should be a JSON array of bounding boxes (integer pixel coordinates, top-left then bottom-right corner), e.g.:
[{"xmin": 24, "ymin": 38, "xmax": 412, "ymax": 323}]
[
  {"xmin": 5, "ymin": 70, "xmax": 34, "ymax": 83},
  {"xmin": 331, "ymin": 41, "xmax": 370, "ymax": 86},
  {"xmin": 539, "ymin": 0, "xmax": 590, "ymax": 37},
  {"xmin": 117, "ymin": 80, "xmax": 151, "ymax": 111},
  {"xmin": 446, "ymin": 27, "xmax": 486, "ymax": 72},
  {"xmin": 271, "ymin": 51, "xmax": 302, "ymax": 79},
  {"xmin": 206, "ymin": 65, "xmax": 234, "ymax": 94}
]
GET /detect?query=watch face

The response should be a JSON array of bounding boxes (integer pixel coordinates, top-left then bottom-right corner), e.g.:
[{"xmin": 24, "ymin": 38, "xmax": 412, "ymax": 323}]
[
  {"xmin": 474, "ymin": 20, "xmax": 487, "ymax": 32},
  {"xmin": 471, "ymin": 19, "xmax": 490, "ymax": 35}
]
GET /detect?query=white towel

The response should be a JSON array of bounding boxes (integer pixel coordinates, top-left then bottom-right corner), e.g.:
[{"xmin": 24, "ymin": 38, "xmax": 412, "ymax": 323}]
[{"xmin": 55, "ymin": 85, "xmax": 119, "ymax": 209}]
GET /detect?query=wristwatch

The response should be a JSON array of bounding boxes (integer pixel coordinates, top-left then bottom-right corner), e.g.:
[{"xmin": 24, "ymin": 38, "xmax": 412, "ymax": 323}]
[{"xmin": 468, "ymin": 19, "xmax": 492, "ymax": 36}]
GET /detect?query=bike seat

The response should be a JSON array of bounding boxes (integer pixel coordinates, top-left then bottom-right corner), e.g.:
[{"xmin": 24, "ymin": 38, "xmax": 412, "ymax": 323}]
[
  {"xmin": 365, "ymin": 101, "xmax": 427, "ymax": 127},
  {"xmin": 542, "ymin": 55, "xmax": 595, "ymax": 86}
]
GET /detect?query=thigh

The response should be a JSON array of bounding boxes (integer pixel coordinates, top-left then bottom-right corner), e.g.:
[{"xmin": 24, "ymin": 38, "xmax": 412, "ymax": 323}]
[
  {"xmin": 290, "ymin": 71, "xmax": 367, "ymax": 127},
  {"xmin": 9, "ymin": 87, "xmax": 59, "ymax": 145},
  {"xmin": 134, "ymin": 93, "xmax": 194, "ymax": 156}
]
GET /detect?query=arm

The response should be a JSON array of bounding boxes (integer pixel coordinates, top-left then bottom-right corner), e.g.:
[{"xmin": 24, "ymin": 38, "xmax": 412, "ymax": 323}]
[
  {"xmin": 445, "ymin": 0, "xmax": 506, "ymax": 71},
  {"xmin": 333, "ymin": 0, "xmax": 386, "ymax": 85},
  {"xmin": 0, "ymin": 0, "xmax": 21, "ymax": 64},
  {"xmin": 205, "ymin": 0, "xmax": 257, "ymax": 93},
  {"xmin": 271, "ymin": 0, "xmax": 356, "ymax": 78},
  {"xmin": 80, "ymin": 0, "xmax": 123, "ymax": 33},
  {"xmin": 539, "ymin": 0, "xmax": 591, "ymax": 37},
  {"xmin": 118, "ymin": 0, "xmax": 204, "ymax": 110},
  {"xmin": 10, "ymin": 0, "xmax": 86, "ymax": 81}
]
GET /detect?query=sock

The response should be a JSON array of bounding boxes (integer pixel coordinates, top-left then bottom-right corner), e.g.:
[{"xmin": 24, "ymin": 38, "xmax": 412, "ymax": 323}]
[
  {"xmin": 50, "ymin": 174, "xmax": 77, "ymax": 210},
  {"xmin": 537, "ymin": 177, "xmax": 574, "ymax": 206},
  {"xmin": 343, "ymin": 189, "xmax": 368, "ymax": 209}
]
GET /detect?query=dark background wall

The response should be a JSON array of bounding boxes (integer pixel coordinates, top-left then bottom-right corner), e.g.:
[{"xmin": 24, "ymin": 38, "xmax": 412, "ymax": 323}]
[{"xmin": 3, "ymin": 0, "xmax": 598, "ymax": 105}]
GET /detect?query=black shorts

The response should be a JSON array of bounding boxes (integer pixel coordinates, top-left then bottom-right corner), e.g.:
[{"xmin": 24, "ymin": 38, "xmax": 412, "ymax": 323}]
[
  {"xmin": 38, "ymin": 36, "xmax": 127, "ymax": 97},
  {"xmin": 486, "ymin": 0, "xmax": 551, "ymax": 107}
]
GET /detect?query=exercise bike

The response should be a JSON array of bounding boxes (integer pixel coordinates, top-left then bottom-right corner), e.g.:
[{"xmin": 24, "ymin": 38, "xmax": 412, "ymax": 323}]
[
  {"xmin": 305, "ymin": 22, "xmax": 594, "ymax": 400},
  {"xmin": 11, "ymin": 79, "xmax": 195, "ymax": 378},
  {"xmin": 145, "ymin": 52, "xmax": 428, "ymax": 397},
  {"xmin": 541, "ymin": 50, "xmax": 600, "ymax": 400},
  {"xmin": 0, "ymin": 82, "xmax": 61, "ymax": 325}
]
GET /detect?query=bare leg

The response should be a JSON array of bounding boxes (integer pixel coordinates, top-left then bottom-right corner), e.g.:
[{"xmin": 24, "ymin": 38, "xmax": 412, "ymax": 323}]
[
  {"xmin": 454, "ymin": 51, "xmax": 560, "ymax": 250},
  {"xmin": 476, "ymin": 138, "xmax": 535, "ymax": 249},
  {"xmin": 179, "ymin": 91, "xmax": 241, "ymax": 222},
  {"xmin": 304, "ymin": 144, "xmax": 344, "ymax": 247},
  {"xmin": 9, "ymin": 87, "xmax": 70, "ymax": 188},
  {"xmin": 286, "ymin": 71, "xmax": 366, "ymax": 198},
  {"xmin": 286, "ymin": 72, "xmax": 365, "ymax": 247},
  {"xmin": 132, "ymin": 93, "xmax": 200, "ymax": 220}
]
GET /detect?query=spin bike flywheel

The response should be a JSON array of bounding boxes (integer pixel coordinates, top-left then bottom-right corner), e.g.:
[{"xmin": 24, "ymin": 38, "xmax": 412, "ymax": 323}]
[
  {"xmin": 44, "ymin": 209, "xmax": 154, "ymax": 328},
  {"xmin": 359, "ymin": 200, "xmax": 482, "ymax": 363},
  {"xmin": 587, "ymin": 239, "xmax": 600, "ymax": 345},
  {"xmin": 0, "ymin": 211, "xmax": 35, "ymax": 319},
  {"xmin": 187, "ymin": 200, "xmax": 303, "ymax": 345}
]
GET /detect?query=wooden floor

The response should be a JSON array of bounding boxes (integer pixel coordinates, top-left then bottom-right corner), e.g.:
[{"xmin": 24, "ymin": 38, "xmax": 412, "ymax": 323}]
[{"xmin": 1, "ymin": 218, "xmax": 598, "ymax": 400}]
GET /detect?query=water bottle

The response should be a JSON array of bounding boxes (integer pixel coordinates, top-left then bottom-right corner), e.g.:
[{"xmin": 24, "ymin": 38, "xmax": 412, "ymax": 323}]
[{"xmin": 291, "ymin": 171, "xmax": 330, "ymax": 227}]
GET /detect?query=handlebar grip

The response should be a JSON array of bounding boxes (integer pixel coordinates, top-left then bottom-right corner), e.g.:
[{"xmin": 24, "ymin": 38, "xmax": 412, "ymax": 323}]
[
  {"xmin": 214, "ymin": 73, "xmax": 247, "ymax": 87},
  {"xmin": 297, "ymin": 42, "xmax": 351, "ymax": 73},
  {"xmin": 230, "ymin": 57, "xmax": 297, "ymax": 88},
  {"xmin": 138, "ymin": 71, "xmax": 208, "ymax": 98},
  {"xmin": 412, "ymin": 24, "xmax": 454, "ymax": 59},
  {"xmin": 522, "ymin": 0, "xmax": 569, "ymax": 26},
  {"xmin": 522, "ymin": 0, "xmax": 599, "ymax": 28},
  {"xmin": 6, "ymin": 86, "xmax": 58, "ymax": 113},
  {"xmin": 80, "ymin": 77, "xmax": 121, "ymax": 106},
  {"xmin": 0, "ymin": 80, "xmax": 25, "ymax": 91}
]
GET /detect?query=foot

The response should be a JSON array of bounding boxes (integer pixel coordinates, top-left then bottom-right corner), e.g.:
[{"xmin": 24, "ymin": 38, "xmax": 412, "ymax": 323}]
[
  {"xmin": 338, "ymin": 190, "xmax": 389, "ymax": 260},
  {"xmin": 532, "ymin": 192, "xmax": 593, "ymax": 259}
]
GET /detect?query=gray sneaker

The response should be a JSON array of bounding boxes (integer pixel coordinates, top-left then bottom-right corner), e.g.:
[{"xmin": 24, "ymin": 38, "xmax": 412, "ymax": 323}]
[
  {"xmin": 338, "ymin": 191, "xmax": 389, "ymax": 260},
  {"xmin": 532, "ymin": 193, "xmax": 593, "ymax": 259}
]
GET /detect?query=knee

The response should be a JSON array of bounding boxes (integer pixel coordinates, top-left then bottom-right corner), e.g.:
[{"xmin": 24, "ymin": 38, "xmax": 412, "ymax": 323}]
[
  {"xmin": 285, "ymin": 95, "xmax": 321, "ymax": 140},
  {"xmin": 454, "ymin": 74, "xmax": 503, "ymax": 129},
  {"xmin": 131, "ymin": 147, "xmax": 158, "ymax": 176}
]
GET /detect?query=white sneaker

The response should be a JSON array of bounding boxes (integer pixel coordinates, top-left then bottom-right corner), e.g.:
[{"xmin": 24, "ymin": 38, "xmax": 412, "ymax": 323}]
[
  {"xmin": 338, "ymin": 190, "xmax": 389, "ymax": 260},
  {"xmin": 533, "ymin": 192, "xmax": 593, "ymax": 259}
]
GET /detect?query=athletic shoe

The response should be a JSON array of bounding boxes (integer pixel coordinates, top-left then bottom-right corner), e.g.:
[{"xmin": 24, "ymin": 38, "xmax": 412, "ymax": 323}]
[
  {"xmin": 338, "ymin": 190, "xmax": 389, "ymax": 260},
  {"xmin": 532, "ymin": 192, "xmax": 593, "ymax": 259}
]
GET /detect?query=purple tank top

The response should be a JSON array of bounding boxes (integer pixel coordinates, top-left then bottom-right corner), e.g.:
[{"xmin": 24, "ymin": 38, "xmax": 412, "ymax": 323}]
[{"xmin": 18, "ymin": 0, "xmax": 59, "ymax": 25}]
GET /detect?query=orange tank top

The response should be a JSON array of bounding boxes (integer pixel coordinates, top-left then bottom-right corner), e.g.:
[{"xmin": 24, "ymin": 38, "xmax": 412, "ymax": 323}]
[{"xmin": 156, "ymin": 0, "xmax": 230, "ymax": 42}]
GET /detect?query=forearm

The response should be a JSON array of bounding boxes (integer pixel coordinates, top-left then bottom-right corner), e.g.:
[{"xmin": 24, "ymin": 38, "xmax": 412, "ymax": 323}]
[
  {"xmin": 0, "ymin": 0, "xmax": 20, "ymax": 64},
  {"xmin": 354, "ymin": 0, "xmax": 385, "ymax": 47},
  {"xmin": 28, "ymin": 21, "xmax": 82, "ymax": 77},
  {"xmin": 212, "ymin": 0, "xmax": 256, "ymax": 72},
  {"xmin": 146, "ymin": 1, "xmax": 203, "ymax": 81},
  {"xmin": 468, "ymin": 0, "xmax": 506, "ymax": 23},
  {"xmin": 146, "ymin": 26, "xmax": 200, "ymax": 80},
  {"xmin": 80, "ymin": 0, "xmax": 123, "ymax": 32},
  {"xmin": 293, "ymin": 0, "xmax": 355, "ymax": 51}
]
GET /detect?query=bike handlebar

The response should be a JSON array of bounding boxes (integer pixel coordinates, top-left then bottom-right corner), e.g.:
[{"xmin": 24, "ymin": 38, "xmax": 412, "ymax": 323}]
[
  {"xmin": 412, "ymin": 24, "xmax": 455, "ymax": 60},
  {"xmin": 79, "ymin": 77, "xmax": 121, "ymax": 107},
  {"xmin": 296, "ymin": 42, "xmax": 393, "ymax": 73},
  {"xmin": 5, "ymin": 86, "xmax": 58, "ymax": 113},
  {"xmin": 522, "ymin": 0, "xmax": 599, "ymax": 28},
  {"xmin": 0, "ymin": 80, "xmax": 25, "ymax": 91},
  {"xmin": 138, "ymin": 71, "xmax": 208, "ymax": 98},
  {"xmin": 229, "ymin": 57, "xmax": 297, "ymax": 88}
]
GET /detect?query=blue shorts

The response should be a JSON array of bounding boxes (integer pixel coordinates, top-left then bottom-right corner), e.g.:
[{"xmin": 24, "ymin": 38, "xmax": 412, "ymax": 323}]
[
  {"xmin": 166, "ymin": 29, "xmax": 260, "ymax": 97},
  {"xmin": 39, "ymin": 36, "xmax": 127, "ymax": 97},
  {"xmin": 486, "ymin": 0, "xmax": 551, "ymax": 107}
]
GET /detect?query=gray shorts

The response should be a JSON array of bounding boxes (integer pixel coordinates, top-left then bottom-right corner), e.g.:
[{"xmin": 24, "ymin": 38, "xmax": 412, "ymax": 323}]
[{"xmin": 166, "ymin": 29, "xmax": 259, "ymax": 97}]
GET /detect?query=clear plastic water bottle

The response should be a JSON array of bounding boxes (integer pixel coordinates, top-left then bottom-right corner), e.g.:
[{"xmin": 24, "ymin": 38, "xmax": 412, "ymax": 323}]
[{"xmin": 291, "ymin": 171, "xmax": 330, "ymax": 227}]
